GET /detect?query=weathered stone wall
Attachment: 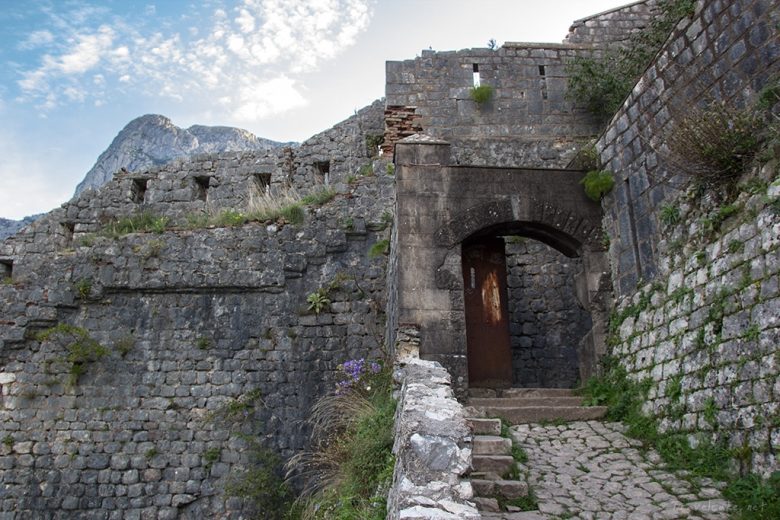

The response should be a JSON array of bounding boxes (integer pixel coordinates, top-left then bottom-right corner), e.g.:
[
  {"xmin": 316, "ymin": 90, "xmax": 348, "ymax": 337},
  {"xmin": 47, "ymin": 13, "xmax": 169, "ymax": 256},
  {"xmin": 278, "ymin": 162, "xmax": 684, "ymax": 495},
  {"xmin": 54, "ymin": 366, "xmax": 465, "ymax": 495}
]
[
  {"xmin": 0, "ymin": 140, "xmax": 395, "ymax": 516},
  {"xmin": 597, "ymin": 0, "xmax": 779, "ymax": 295},
  {"xmin": 564, "ymin": 0, "xmax": 660, "ymax": 45},
  {"xmin": 597, "ymin": 0, "xmax": 780, "ymax": 477},
  {"xmin": 505, "ymin": 240, "xmax": 590, "ymax": 388},
  {"xmin": 608, "ymin": 170, "xmax": 780, "ymax": 477},
  {"xmin": 385, "ymin": 45, "xmax": 603, "ymax": 168},
  {"xmin": 386, "ymin": 340, "xmax": 477, "ymax": 520},
  {"xmin": 393, "ymin": 137, "xmax": 607, "ymax": 397}
]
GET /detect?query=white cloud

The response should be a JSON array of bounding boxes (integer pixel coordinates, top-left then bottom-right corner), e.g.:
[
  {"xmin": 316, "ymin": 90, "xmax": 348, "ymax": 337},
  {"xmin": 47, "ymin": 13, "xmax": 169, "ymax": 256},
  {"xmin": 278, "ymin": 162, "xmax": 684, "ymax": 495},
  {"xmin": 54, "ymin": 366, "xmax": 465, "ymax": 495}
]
[
  {"xmin": 18, "ymin": 30, "xmax": 55, "ymax": 50},
  {"xmin": 16, "ymin": 0, "xmax": 374, "ymax": 123}
]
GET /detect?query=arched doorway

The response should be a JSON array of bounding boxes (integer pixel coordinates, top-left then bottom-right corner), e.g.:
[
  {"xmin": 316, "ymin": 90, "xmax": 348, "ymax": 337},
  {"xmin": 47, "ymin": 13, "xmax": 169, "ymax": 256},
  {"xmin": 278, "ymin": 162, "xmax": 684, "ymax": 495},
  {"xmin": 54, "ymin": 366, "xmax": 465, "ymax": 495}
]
[
  {"xmin": 461, "ymin": 223, "xmax": 592, "ymax": 390},
  {"xmin": 392, "ymin": 137, "xmax": 611, "ymax": 397}
]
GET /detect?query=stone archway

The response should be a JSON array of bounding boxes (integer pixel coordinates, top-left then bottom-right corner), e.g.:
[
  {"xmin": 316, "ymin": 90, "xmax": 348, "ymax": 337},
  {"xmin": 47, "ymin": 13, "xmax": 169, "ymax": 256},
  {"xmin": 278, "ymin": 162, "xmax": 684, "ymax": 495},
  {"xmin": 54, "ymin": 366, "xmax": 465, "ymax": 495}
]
[{"xmin": 391, "ymin": 136, "xmax": 611, "ymax": 397}]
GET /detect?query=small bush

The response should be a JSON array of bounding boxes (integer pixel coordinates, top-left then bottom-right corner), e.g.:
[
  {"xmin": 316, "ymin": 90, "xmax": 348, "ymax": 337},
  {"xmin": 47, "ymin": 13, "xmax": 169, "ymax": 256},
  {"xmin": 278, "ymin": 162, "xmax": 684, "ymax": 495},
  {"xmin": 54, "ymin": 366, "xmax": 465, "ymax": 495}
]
[
  {"xmin": 287, "ymin": 363, "xmax": 395, "ymax": 520},
  {"xmin": 36, "ymin": 324, "xmax": 109, "ymax": 387},
  {"xmin": 74, "ymin": 278, "xmax": 92, "ymax": 299},
  {"xmin": 580, "ymin": 170, "xmax": 615, "ymax": 201},
  {"xmin": 470, "ymin": 84, "xmax": 494, "ymax": 104},
  {"xmin": 368, "ymin": 239, "xmax": 390, "ymax": 258},
  {"xmin": 665, "ymin": 102, "xmax": 761, "ymax": 190}
]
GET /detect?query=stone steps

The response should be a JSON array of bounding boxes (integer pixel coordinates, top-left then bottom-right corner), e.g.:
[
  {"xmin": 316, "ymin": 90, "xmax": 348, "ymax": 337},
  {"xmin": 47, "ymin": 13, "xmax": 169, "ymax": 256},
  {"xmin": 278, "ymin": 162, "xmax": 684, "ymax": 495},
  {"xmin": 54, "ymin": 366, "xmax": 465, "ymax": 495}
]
[
  {"xmin": 468, "ymin": 404, "xmax": 608, "ymax": 424},
  {"xmin": 465, "ymin": 387, "xmax": 608, "ymax": 518},
  {"xmin": 466, "ymin": 387, "xmax": 607, "ymax": 424},
  {"xmin": 469, "ymin": 396, "xmax": 585, "ymax": 407}
]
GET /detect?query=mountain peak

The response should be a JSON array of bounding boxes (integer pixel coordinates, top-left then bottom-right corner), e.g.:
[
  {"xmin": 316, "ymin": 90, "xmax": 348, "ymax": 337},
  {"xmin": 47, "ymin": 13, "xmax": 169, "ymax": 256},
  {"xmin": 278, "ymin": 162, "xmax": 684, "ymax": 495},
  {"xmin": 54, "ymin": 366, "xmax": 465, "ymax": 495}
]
[{"xmin": 74, "ymin": 115, "xmax": 289, "ymax": 195}]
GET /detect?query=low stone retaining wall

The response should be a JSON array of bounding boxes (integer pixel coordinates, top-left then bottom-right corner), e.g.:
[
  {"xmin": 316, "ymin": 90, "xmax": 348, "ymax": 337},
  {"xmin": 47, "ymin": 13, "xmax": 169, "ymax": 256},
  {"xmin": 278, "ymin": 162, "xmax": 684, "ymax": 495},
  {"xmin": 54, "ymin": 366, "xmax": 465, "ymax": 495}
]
[{"xmin": 386, "ymin": 356, "xmax": 478, "ymax": 519}]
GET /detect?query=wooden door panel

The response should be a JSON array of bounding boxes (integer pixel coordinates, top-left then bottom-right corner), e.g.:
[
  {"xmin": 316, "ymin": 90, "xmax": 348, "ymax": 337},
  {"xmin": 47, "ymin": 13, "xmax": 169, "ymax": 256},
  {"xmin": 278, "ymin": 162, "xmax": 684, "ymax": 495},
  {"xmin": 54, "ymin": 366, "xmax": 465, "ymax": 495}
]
[{"xmin": 462, "ymin": 237, "xmax": 513, "ymax": 388}]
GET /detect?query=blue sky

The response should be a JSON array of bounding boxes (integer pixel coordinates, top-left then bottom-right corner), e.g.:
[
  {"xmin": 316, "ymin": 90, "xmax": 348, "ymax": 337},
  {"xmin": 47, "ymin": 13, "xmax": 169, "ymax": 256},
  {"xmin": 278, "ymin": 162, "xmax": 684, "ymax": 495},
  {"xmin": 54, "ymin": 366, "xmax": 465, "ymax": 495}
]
[{"xmin": 0, "ymin": 0, "xmax": 630, "ymax": 220}]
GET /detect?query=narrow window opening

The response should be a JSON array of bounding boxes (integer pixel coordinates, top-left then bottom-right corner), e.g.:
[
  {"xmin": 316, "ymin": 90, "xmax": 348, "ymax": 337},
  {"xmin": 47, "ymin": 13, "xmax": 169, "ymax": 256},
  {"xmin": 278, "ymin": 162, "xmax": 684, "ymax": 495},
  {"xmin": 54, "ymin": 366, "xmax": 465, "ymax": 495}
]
[
  {"xmin": 62, "ymin": 222, "xmax": 75, "ymax": 246},
  {"xmin": 472, "ymin": 63, "xmax": 481, "ymax": 87},
  {"xmin": 194, "ymin": 176, "xmax": 211, "ymax": 201},
  {"xmin": 0, "ymin": 259, "xmax": 12, "ymax": 280},
  {"xmin": 253, "ymin": 173, "xmax": 272, "ymax": 194},
  {"xmin": 625, "ymin": 179, "xmax": 643, "ymax": 278},
  {"xmin": 131, "ymin": 178, "xmax": 148, "ymax": 203},
  {"xmin": 538, "ymin": 65, "xmax": 546, "ymax": 76},
  {"xmin": 314, "ymin": 161, "xmax": 330, "ymax": 184},
  {"xmin": 539, "ymin": 64, "xmax": 548, "ymax": 100}
]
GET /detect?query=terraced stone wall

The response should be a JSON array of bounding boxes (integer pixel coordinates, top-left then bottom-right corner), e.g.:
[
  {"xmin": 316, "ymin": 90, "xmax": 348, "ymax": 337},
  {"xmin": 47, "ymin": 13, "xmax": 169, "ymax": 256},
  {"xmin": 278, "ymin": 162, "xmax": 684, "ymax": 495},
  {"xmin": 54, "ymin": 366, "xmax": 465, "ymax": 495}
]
[{"xmin": 0, "ymin": 151, "xmax": 395, "ymax": 517}]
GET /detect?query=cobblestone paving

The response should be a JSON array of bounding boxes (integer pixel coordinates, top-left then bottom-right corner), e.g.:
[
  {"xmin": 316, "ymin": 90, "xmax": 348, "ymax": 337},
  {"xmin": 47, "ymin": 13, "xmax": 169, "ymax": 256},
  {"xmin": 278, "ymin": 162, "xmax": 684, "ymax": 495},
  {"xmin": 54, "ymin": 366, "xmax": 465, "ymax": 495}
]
[{"xmin": 510, "ymin": 421, "xmax": 732, "ymax": 520}]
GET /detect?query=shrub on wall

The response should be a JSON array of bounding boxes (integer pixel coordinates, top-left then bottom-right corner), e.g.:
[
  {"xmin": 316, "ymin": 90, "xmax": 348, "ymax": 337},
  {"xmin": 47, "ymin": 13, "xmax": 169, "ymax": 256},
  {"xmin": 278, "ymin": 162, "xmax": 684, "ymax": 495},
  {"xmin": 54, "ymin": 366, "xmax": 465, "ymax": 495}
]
[
  {"xmin": 470, "ymin": 84, "xmax": 494, "ymax": 104},
  {"xmin": 580, "ymin": 169, "xmax": 615, "ymax": 201},
  {"xmin": 664, "ymin": 102, "xmax": 761, "ymax": 191},
  {"xmin": 566, "ymin": 0, "xmax": 696, "ymax": 122}
]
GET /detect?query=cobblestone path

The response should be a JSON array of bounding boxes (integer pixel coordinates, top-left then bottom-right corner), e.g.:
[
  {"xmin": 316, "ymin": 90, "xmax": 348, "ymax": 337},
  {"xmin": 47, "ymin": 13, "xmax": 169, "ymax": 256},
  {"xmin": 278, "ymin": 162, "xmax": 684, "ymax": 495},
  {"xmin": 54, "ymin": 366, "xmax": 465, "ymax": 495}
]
[{"xmin": 509, "ymin": 421, "xmax": 732, "ymax": 520}]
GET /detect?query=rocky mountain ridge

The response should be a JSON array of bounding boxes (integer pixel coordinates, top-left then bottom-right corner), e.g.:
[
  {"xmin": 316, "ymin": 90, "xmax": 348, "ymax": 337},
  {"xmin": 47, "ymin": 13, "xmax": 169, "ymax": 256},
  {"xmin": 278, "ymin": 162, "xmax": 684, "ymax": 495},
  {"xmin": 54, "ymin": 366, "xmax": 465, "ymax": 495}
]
[
  {"xmin": 75, "ymin": 114, "xmax": 292, "ymax": 194},
  {"xmin": 0, "ymin": 115, "xmax": 292, "ymax": 239}
]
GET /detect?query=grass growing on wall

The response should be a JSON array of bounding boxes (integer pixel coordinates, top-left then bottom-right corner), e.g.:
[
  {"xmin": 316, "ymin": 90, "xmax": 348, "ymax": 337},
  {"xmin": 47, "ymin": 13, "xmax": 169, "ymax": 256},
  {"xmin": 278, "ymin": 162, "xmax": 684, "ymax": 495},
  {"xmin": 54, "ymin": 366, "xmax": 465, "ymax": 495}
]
[
  {"xmin": 582, "ymin": 356, "xmax": 780, "ymax": 517},
  {"xmin": 286, "ymin": 362, "xmax": 396, "ymax": 520}
]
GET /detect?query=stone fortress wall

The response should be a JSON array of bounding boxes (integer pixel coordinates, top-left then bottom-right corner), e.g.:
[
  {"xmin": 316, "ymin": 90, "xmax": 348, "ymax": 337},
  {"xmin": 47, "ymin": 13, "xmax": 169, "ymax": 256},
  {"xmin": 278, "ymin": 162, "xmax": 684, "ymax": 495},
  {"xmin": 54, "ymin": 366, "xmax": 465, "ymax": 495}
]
[
  {"xmin": 0, "ymin": 103, "xmax": 394, "ymax": 517},
  {"xmin": 1, "ymin": 0, "xmax": 779, "ymax": 516},
  {"xmin": 598, "ymin": 0, "xmax": 780, "ymax": 476}
]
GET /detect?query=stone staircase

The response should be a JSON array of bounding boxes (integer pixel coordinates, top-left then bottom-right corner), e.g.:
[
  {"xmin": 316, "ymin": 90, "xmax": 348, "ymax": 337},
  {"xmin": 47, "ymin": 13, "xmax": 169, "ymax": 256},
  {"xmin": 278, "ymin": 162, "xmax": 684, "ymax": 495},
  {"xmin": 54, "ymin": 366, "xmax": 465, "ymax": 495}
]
[{"xmin": 465, "ymin": 388, "xmax": 607, "ymax": 519}]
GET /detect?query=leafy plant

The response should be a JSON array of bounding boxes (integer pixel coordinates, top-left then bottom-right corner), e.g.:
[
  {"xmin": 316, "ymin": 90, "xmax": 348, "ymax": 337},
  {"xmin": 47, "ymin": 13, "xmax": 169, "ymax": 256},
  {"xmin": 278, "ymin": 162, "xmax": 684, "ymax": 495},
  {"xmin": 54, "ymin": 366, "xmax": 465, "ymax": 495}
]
[
  {"xmin": 580, "ymin": 170, "xmax": 615, "ymax": 201},
  {"xmin": 203, "ymin": 447, "xmax": 221, "ymax": 470},
  {"xmin": 724, "ymin": 471, "xmax": 780, "ymax": 519},
  {"xmin": 385, "ymin": 163, "xmax": 395, "ymax": 175},
  {"xmin": 2, "ymin": 435, "xmax": 13, "ymax": 448},
  {"xmin": 301, "ymin": 188, "xmax": 337, "ymax": 206},
  {"xmin": 215, "ymin": 209, "xmax": 247, "ymax": 227},
  {"xmin": 114, "ymin": 335, "xmax": 134, "ymax": 357},
  {"xmin": 281, "ymin": 204, "xmax": 305, "ymax": 225},
  {"xmin": 196, "ymin": 337, "xmax": 211, "ymax": 350},
  {"xmin": 36, "ymin": 324, "xmax": 109, "ymax": 387},
  {"xmin": 306, "ymin": 290, "xmax": 331, "ymax": 315},
  {"xmin": 470, "ymin": 84, "xmax": 494, "ymax": 104},
  {"xmin": 225, "ymin": 442, "xmax": 293, "ymax": 519}
]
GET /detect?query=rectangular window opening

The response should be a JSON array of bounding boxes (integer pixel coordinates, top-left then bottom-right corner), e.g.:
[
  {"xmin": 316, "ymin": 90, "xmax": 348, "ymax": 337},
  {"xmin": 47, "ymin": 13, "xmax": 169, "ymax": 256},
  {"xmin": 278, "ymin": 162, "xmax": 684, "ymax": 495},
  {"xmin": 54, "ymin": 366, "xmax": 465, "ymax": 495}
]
[
  {"xmin": 131, "ymin": 178, "xmax": 148, "ymax": 203},
  {"xmin": 314, "ymin": 160, "xmax": 330, "ymax": 185},
  {"xmin": 472, "ymin": 63, "xmax": 481, "ymax": 87},
  {"xmin": 538, "ymin": 65, "xmax": 546, "ymax": 76},
  {"xmin": 62, "ymin": 222, "xmax": 75, "ymax": 245},
  {"xmin": 194, "ymin": 176, "xmax": 211, "ymax": 201},
  {"xmin": 0, "ymin": 259, "xmax": 12, "ymax": 280},
  {"xmin": 253, "ymin": 173, "xmax": 272, "ymax": 194}
]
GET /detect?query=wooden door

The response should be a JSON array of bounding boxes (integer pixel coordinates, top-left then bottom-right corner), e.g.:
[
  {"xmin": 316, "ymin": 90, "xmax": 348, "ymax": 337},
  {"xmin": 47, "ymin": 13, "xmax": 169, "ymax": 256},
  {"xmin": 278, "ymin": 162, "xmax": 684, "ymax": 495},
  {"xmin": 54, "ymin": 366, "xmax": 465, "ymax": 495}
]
[{"xmin": 462, "ymin": 237, "xmax": 513, "ymax": 388}]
